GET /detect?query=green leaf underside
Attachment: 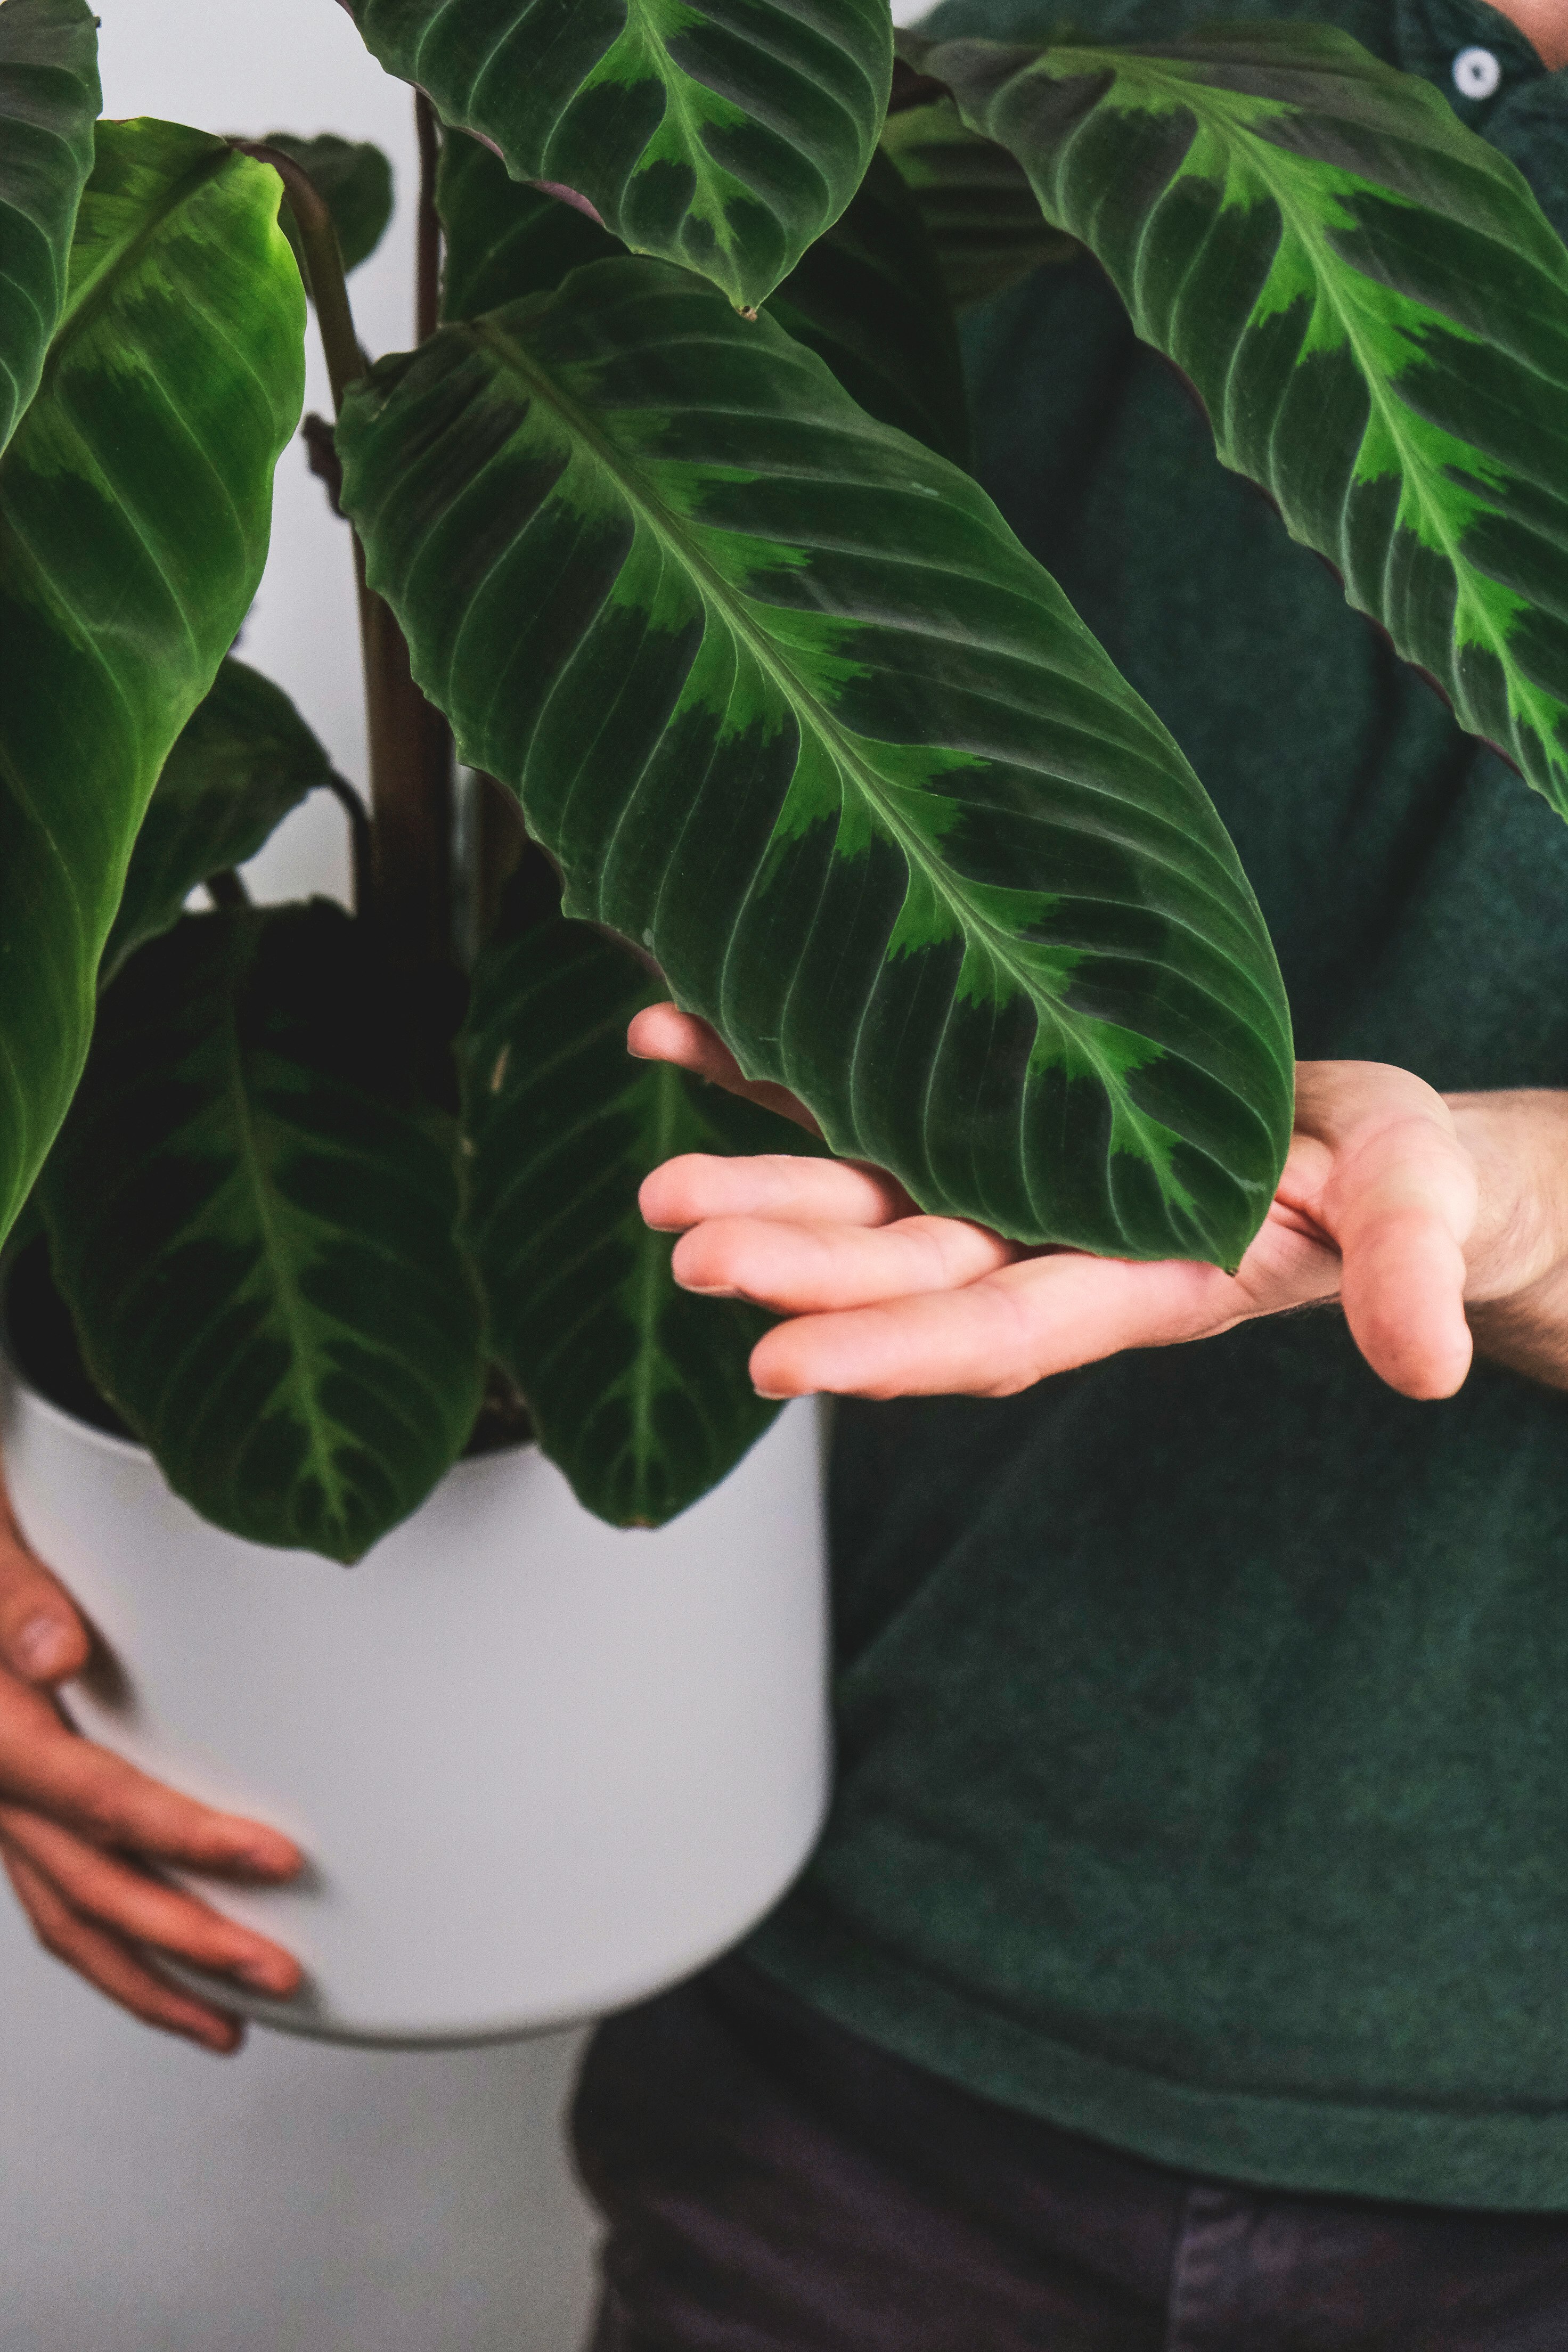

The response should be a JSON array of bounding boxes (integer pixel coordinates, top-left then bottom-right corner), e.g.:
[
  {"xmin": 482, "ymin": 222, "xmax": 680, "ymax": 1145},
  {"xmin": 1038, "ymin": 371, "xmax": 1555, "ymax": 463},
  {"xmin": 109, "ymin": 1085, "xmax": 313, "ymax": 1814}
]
[
  {"xmin": 40, "ymin": 906, "xmax": 484, "ymax": 1563},
  {"xmin": 263, "ymin": 131, "xmax": 395, "ymax": 276},
  {"xmin": 462, "ymin": 903, "xmax": 811, "ymax": 1526},
  {"xmin": 0, "ymin": 0, "xmax": 99, "ymax": 454},
  {"xmin": 927, "ymin": 23, "xmax": 1568, "ymax": 815},
  {"xmin": 340, "ymin": 258, "xmax": 1293, "ymax": 1265},
  {"xmin": 105, "ymin": 658, "xmax": 339, "ymax": 977},
  {"xmin": 440, "ymin": 132, "xmax": 970, "ymax": 461},
  {"xmin": 346, "ymin": 0, "xmax": 894, "ymax": 310},
  {"xmin": 0, "ymin": 120, "xmax": 306, "ymax": 1249},
  {"xmin": 880, "ymin": 96, "xmax": 1079, "ymax": 310}
]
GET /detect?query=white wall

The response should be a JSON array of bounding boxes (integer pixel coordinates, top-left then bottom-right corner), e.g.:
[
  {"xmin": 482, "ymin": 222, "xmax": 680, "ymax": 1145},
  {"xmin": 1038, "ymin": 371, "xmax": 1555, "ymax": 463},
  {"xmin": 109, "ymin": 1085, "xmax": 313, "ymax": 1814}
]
[{"xmin": 1, "ymin": 6, "xmax": 599, "ymax": 2347}]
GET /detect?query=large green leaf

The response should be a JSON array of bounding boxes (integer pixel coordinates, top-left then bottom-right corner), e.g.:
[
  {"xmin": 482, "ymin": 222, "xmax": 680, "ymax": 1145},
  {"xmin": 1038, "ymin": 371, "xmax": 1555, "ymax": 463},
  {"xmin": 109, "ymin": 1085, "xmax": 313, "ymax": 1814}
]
[
  {"xmin": 105, "ymin": 658, "xmax": 339, "ymax": 977},
  {"xmin": 38, "ymin": 904, "xmax": 484, "ymax": 1563},
  {"xmin": 925, "ymin": 23, "xmax": 1568, "ymax": 815},
  {"xmin": 0, "ymin": 0, "xmax": 99, "ymax": 453},
  {"xmin": 339, "ymin": 259, "xmax": 1293, "ymax": 1267},
  {"xmin": 439, "ymin": 130, "xmax": 969, "ymax": 460},
  {"xmin": 263, "ymin": 130, "xmax": 394, "ymax": 275},
  {"xmin": 461, "ymin": 878, "xmax": 812, "ymax": 1525},
  {"xmin": 344, "ymin": 0, "xmax": 894, "ymax": 311},
  {"xmin": 0, "ymin": 120, "xmax": 305, "ymax": 1248},
  {"xmin": 880, "ymin": 95, "xmax": 1077, "ymax": 310}
]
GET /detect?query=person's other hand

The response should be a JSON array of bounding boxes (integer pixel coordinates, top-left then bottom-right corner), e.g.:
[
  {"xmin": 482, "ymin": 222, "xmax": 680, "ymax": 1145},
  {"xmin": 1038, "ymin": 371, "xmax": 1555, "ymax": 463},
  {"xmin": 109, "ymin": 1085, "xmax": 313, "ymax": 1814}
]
[
  {"xmin": 0, "ymin": 1479, "xmax": 303, "ymax": 2052},
  {"xmin": 629, "ymin": 1006, "xmax": 1568, "ymax": 1401}
]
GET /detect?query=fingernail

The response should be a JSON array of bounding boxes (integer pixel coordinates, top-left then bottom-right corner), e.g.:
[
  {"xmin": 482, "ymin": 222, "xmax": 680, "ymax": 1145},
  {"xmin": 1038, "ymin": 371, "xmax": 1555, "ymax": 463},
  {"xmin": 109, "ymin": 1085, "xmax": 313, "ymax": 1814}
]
[{"xmin": 13, "ymin": 1613, "xmax": 74, "ymax": 1679}]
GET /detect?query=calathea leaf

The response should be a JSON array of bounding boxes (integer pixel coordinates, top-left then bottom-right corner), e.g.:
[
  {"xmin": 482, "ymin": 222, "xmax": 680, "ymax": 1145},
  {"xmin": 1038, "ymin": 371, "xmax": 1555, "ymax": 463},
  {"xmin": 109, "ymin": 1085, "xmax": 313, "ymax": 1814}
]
[
  {"xmin": 879, "ymin": 96, "xmax": 1078, "ymax": 310},
  {"xmin": 461, "ymin": 871, "xmax": 816, "ymax": 1527},
  {"xmin": 766, "ymin": 149, "xmax": 970, "ymax": 466},
  {"xmin": 38, "ymin": 904, "xmax": 485, "ymax": 1563},
  {"xmin": 263, "ymin": 131, "xmax": 395, "ymax": 275},
  {"xmin": 439, "ymin": 131, "xmax": 969, "ymax": 461},
  {"xmin": 343, "ymin": 0, "xmax": 894, "ymax": 311},
  {"xmin": 0, "ymin": 119, "xmax": 305, "ymax": 1250},
  {"xmin": 105, "ymin": 658, "xmax": 341, "ymax": 977},
  {"xmin": 338, "ymin": 259, "xmax": 1293, "ymax": 1268},
  {"xmin": 925, "ymin": 23, "xmax": 1568, "ymax": 816},
  {"xmin": 0, "ymin": 0, "xmax": 99, "ymax": 453}
]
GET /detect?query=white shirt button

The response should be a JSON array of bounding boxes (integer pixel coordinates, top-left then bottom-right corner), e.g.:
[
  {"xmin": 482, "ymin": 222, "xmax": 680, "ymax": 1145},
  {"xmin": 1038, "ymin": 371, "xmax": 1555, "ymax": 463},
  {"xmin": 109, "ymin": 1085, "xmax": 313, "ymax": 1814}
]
[{"xmin": 1452, "ymin": 45, "xmax": 1503, "ymax": 100}]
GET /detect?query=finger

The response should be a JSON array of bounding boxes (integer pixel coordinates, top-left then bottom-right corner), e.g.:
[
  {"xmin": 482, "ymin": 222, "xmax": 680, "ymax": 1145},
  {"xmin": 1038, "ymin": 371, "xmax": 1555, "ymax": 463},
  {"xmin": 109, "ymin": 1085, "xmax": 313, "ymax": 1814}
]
[
  {"xmin": 642, "ymin": 1152, "xmax": 913, "ymax": 1236},
  {"xmin": 0, "ymin": 1672, "xmax": 301, "ymax": 1880},
  {"xmin": 673, "ymin": 1213, "xmax": 1020, "ymax": 1312},
  {"xmin": 0, "ymin": 1807, "xmax": 301, "ymax": 1995},
  {"xmin": 0, "ymin": 1469, "xmax": 89, "ymax": 1686},
  {"xmin": 1324, "ymin": 1115, "xmax": 1476, "ymax": 1398},
  {"xmin": 3, "ymin": 1843, "xmax": 244, "ymax": 2053},
  {"xmin": 626, "ymin": 1005, "xmax": 822, "ymax": 1136},
  {"xmin": 749, "ymin": 1250, "xmax": 1245, "ymax": 1400}
]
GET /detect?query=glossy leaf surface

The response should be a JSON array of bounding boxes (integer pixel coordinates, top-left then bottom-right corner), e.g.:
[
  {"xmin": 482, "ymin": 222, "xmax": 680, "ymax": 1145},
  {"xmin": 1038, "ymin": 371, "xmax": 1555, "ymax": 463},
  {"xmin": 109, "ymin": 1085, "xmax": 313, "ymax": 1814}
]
[
  {"xmin": 928, "ymin": 23, "xmax": 1568, "ymax": 814},
  {"xmin": 39, "ymin": 905, "xmax": 484, "ymax": 1563},
  {"xmin": 880, "ymin": 95, "xmax": 1077, "ymax": 309},
  {"xmin": 264, "ymin": 130, "xmax": 394, "ymax": 274},
  {"xmin": 439, "ymin": 132, "xmax": 969, "ymax": 460},
  {"xmin": 345, "ymin": 0, "xmax": 893, "ymax": 310},
  {"xmin": 105, "ymin": 659, "xmax": 339, "ymax": 976},
  {"xmin": 462, "ymin": 890, "xmax": 806, "ymax": 1525},
  {"xmin": 0, "ymin": 0, "xmax": 99, "ymax": 452},
  {"xmin": 340, "ymin": 260, "xmax": 1293, "ymax": 1266},
  {"xmin": 0, "ymin": 120, "xmax": 305, "ymax": 1247}
]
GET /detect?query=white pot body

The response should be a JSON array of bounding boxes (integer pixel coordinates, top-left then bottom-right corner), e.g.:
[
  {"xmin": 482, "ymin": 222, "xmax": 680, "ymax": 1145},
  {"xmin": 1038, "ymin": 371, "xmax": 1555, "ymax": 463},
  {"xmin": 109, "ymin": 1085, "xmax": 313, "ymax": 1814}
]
[{"xmin": 0, "ymin": 1374, "xmax": 830, "ymax": 2046}]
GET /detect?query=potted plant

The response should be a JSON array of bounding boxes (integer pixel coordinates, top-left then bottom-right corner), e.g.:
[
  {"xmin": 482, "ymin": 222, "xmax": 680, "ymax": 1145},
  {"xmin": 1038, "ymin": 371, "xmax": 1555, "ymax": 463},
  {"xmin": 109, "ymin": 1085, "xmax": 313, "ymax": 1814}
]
[{"xmin": 0, "ymin": 0, "xmax": 1560, "ymax": 2040}]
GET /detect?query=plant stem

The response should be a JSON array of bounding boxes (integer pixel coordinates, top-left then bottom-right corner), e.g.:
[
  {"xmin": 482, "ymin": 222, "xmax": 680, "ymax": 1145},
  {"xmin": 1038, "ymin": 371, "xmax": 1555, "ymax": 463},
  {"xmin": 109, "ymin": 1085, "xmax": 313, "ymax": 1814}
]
[
  {"xmin": 233, "ymin": 138, "xmax": 455, "ymax": 1002},
  {"xmin": 415, "ymin": 92, "xmax": 442, "ymax": 344}
]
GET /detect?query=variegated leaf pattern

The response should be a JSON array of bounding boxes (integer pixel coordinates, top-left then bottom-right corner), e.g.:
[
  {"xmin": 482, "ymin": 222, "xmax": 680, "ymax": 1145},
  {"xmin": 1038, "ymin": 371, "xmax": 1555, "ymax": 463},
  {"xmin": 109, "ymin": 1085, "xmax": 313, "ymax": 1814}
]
[
  {"xmin": 439, "ymin": 130, "xmax": 969, "ymax": 460},
  {"xmin": 926, "ymin": 22, "xmax": 1568, "ymax": 814},
  {"xmin": 340, "ymin": 259, "xmax": 1293, "ymax": 1267},
  {"xmin": 0, "ymin": 119, "xmax": 305, "ymax": 1250},
  {"xmin": 39, "ymin": 905, "xmax": 485, "ymax": 1563},
  {"xmin": 105, "ymin": 658, "xmax": 339, "ymax": 977},
  {"xmin": 462, "ymin": 888, "xmax": 814, "ymax": 1526},
  {"xmin": 880, "ymin": 95, "xmax": 1077, "ymax": 310},
  {"xmin": 0, "ymin": 0, "xmax": 99, "ymax": 452},
  {"xmin": 344, "ymin": 0, "xmax": 893, "ymax": 309}
]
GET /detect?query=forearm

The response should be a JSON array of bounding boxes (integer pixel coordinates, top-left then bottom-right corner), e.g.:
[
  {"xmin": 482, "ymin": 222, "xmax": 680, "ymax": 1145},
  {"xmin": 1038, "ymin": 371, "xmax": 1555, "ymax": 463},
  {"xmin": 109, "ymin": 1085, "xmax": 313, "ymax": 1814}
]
[{"xmin": 1447, "ymin": 1090, "xmax": 1568, "ymax": 1392}]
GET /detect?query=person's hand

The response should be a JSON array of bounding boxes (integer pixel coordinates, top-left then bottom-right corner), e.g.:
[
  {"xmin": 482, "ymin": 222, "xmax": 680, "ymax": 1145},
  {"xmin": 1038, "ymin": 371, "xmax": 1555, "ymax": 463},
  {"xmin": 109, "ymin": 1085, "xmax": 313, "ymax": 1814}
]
[
  {"xmin": 0, "ymin": 1479, "xmax": 303, "ymax": 2052},
  {"xmin": 629, "ymin": 1006, "xmax": 1568, "ymax": 1401}
]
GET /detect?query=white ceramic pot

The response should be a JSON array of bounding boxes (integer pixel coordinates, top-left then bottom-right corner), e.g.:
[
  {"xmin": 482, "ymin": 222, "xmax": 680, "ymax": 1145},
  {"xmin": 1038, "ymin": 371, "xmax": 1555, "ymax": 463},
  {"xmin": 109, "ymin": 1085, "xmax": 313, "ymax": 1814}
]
[{"xmin": 0, "ymin": 1373, "xmax": 830, "ymax": 2046}]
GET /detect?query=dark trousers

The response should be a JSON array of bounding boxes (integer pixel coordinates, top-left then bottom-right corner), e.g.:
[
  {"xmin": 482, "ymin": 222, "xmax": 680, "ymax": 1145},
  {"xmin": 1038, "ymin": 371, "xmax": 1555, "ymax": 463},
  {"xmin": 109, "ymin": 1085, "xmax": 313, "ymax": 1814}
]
[{"xmin": 571, "ymin": 1959, "xmax": 1568, "ymax": 2350}]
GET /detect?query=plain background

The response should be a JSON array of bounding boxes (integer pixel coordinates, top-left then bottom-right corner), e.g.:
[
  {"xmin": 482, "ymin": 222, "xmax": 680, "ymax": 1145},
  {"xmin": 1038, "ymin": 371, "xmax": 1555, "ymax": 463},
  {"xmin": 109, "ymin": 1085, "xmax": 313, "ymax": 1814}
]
[{"xmin": 1, "ymin": 2, "xmax": 926, "ymax": 2344}]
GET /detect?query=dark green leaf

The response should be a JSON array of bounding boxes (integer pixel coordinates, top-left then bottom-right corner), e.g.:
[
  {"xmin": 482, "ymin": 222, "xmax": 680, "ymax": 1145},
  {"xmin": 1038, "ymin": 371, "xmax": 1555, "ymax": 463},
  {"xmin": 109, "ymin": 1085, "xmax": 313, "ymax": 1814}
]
[
  {"xmin": 344, "ymin": 0, "xmax": 894, "ymax": 311},
  {"xmin": 462, "ymin": 888, "xmax": 813, "ymax": 1526},
  {"xmin": 0, "ymin": 0, "xmax": 99, "ymax": 452},
  {"xmin": 105, "ymin": 658, "xmax": 340, "ymax": 976},
  {"xmin": 339, "ymin": 259, "xmax": 1293, "ymax": 1268},
  {"xmin": 880, "ymin": 95, "xmax": 1078, "ymax": 309},
  {"xmin": 0, "ymin": 120, "xmax": 306, "ymax": 1250},
  {"xmin": 39, "ymin": 905, "xmax": 485, "ymax": 1563},
  {"xmin": 263, "ymin": 130, "xmax": 394, "ymax": 275},
  {"xmin": 926, "ymin": 23, "xmax": 1568, "ymax": 814},
  {"xmin": 766, "ymin": 149, "xmax": 970, "ymax": 465},
  {"xmin": 439, "ymin": 130, "xmax": 969, "ymax": 461},
  {"xmin": 438, "ymin": 129, "xmax": 623, "ymax": 321}
]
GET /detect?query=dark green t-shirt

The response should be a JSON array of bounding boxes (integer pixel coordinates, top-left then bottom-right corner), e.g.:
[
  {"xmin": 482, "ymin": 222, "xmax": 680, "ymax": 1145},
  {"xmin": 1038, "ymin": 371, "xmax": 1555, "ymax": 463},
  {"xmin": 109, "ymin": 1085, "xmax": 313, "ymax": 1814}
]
[{"xmin": 750, "ymin": 0, "xmax": 1568, "ymax": 2211}]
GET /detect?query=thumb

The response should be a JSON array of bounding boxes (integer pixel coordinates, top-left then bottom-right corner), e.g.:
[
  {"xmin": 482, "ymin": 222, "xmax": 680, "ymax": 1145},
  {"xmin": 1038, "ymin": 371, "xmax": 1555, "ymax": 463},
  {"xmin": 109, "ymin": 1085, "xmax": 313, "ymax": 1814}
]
[
  {"xmin": 1323, "ymin": 1108, "xmax": 1477, "ymax": 1401},
  {"xmin": 0, "ymin": 1466, "xmax": 89, "ymax": 1686}
]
